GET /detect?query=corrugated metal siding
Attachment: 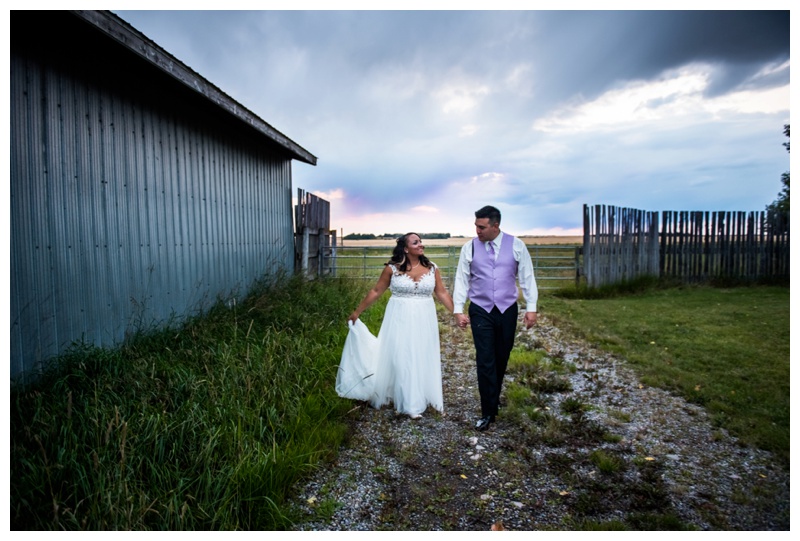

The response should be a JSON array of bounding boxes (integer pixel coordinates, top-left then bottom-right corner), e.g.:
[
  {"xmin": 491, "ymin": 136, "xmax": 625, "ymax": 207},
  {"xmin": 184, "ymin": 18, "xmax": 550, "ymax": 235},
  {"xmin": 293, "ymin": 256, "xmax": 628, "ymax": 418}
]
[{"xmin": 10, "ymin": 51, "xmax": 295, "ymax": 382}]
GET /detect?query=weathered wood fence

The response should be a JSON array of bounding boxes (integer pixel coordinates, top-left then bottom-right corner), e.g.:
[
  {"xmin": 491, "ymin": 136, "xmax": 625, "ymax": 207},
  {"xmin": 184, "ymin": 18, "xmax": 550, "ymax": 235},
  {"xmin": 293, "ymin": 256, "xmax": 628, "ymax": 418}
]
[
  {"xmin": 583, "ymin": 205, "xmax": 660, "ymax": 287},
  {"xmin": 660, "ymin": 210, "xmax": 789, "ymax": 282},
  {"xmin": 584, "ymin": 204, "xmax": 789, "ymax": 287},
  {"xmin": 294, "ymin": 189, "xmax": 336, "ymax": 277}
]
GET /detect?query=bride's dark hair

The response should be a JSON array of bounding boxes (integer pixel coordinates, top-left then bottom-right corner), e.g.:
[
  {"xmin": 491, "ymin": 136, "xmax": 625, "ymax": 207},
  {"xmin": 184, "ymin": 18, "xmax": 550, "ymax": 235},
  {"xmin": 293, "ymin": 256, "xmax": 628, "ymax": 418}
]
[{"xmin": 387, "ymin": 232, "xmax": 432, "ymax": 272}]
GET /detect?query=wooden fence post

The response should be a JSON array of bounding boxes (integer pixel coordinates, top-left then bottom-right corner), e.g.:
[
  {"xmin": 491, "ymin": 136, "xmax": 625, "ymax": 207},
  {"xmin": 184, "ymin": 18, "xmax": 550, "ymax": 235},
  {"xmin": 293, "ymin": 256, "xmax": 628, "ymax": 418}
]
[
  {"xmin": 586, "ymin": 204, "xmax": 788, "ymax": 286},
  {"xmin": 302, "ymin": 227, "xmax": 310, "ymax": 276}
]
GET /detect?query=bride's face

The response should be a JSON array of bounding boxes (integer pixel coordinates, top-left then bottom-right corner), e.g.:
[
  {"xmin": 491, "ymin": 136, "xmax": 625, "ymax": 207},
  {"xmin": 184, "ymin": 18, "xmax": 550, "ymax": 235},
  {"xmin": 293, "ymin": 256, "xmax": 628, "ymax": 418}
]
[{"xmin": 405, "ymin": 235, "xmax": 424, "ymax": 257}]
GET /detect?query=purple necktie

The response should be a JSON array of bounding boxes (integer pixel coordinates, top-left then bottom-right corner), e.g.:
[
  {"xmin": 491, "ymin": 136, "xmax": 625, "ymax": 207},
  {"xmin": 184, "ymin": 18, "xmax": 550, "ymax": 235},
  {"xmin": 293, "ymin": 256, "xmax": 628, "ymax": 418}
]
[{"xmin": 488, "ymin": 241, "xmax": 496, "ymax": 258}]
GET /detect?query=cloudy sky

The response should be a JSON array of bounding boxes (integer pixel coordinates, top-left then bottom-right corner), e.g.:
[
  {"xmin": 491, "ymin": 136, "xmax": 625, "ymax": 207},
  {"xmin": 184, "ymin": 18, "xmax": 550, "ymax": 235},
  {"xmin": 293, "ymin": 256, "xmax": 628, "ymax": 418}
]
[{"xmin": 115, "ymin": 6, "xmax": 790, "ymax": 237}]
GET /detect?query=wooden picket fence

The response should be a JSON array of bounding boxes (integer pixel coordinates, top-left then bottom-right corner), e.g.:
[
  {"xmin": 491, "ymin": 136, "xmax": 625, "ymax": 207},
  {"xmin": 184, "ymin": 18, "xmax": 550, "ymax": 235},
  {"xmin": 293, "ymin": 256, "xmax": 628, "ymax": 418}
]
[{"xmin": 583, "ymin": 204, "xmax": 789, "ymax": 287}]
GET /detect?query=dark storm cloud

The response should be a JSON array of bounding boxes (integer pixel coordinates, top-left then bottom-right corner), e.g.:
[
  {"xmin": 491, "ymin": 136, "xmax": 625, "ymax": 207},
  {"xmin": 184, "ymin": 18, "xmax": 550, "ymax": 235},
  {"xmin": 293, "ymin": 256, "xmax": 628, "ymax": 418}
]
[
  {"xmin": 123, "ymin": 10, "xmax": 788, "ymax": 115},
  {"xmin": 531, "ymin": 10, "xmax": 789, "ymax": 103},
  {"xmin": 113, "ymin": 8, "xmax": 790, "ymax": 235},
  {"xmin": 637, "ymin": 11, "xmax": 789, "ymax": 66}
]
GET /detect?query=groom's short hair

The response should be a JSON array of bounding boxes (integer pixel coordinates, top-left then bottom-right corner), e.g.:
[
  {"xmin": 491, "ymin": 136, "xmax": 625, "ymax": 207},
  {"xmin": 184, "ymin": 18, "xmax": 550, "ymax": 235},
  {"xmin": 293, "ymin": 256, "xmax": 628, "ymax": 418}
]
[{"xmin": 475, "ymin": 205, "xmax": 501, "ymax": 225}]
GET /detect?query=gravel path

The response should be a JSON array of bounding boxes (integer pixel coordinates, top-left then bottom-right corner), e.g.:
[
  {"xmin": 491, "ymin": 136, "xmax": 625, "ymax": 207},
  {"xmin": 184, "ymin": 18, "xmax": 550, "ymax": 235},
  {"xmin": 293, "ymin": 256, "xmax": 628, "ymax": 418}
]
[{"xmin": 290, "ymin": 314, "xmax": 790, "ymax": 531}]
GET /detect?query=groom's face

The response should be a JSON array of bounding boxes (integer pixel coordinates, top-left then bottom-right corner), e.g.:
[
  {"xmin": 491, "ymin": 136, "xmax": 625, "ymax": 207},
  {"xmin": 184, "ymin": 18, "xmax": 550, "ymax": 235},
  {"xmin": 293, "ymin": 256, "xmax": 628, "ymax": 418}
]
[{"xmin": 474, "ymin": 218, "xmax": 500, "ymax": 242}]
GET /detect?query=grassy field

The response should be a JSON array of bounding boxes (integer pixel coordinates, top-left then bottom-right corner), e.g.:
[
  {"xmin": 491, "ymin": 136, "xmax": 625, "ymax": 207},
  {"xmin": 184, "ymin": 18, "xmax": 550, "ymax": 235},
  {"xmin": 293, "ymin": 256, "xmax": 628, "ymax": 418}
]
[
  {"xmin": 10, "ymin": 275, "xmax": 373, "ymax": 530},
  {"xmin": 540, "ymin": 284, "xmax": 790, "ymax": 464},
  {"xmin": 10, "ymin": 273, "xmax": 789, "ymax": 530}
]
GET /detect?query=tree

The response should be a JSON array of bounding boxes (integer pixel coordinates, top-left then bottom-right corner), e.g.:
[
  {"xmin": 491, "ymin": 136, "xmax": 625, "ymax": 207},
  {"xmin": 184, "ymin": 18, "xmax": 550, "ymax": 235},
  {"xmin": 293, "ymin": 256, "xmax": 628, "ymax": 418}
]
[{"xmin": 766, "ymin": 124, "xmax": 789, "ymax": 214}]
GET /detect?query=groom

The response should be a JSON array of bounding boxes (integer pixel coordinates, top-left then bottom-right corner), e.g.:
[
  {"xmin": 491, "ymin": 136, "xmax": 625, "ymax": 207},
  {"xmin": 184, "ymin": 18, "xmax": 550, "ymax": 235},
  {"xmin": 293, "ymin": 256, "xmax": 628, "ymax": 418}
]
[{"xmin": 453, "ymin": 205, "xmax": 538, "ymax": 431}]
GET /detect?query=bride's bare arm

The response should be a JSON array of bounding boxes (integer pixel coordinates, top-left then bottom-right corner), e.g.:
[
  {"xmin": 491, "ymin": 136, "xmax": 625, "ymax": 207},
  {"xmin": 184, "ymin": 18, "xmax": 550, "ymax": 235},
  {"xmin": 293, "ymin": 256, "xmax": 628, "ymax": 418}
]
[{"xmin": 348, "ymin": 265, "xmax": 393, "ymax": 323}]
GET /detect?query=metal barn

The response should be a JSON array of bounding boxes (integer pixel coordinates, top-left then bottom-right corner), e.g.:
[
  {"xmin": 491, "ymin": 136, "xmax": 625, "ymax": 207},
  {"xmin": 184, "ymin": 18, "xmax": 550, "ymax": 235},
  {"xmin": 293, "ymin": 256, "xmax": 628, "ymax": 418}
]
[{"xmin": 10, "ymin": 11, "xmax": 317, "ymax": 382}]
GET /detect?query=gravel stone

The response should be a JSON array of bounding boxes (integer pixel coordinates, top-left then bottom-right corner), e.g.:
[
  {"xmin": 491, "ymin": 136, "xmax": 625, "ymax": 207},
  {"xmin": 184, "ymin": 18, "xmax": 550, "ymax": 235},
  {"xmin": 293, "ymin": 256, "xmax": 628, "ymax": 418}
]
[{"xmin": 290, "ymin": 313, "xmax": 789, "ymax": 531}]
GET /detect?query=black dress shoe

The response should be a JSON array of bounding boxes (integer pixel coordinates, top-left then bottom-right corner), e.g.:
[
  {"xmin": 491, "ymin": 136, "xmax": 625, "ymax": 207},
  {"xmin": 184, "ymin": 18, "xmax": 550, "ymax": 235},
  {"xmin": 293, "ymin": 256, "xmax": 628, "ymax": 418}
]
[{"xmin": 475, "ymin": 415, "xmax": 495, "ymax": 431}]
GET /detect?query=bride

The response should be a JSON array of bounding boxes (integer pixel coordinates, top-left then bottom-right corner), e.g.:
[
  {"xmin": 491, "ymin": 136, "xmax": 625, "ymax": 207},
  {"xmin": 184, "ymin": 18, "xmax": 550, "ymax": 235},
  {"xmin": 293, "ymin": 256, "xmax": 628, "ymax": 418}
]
[{"xmin": 337, "ymin": 233, "xmax": 454, "ymax": 419}]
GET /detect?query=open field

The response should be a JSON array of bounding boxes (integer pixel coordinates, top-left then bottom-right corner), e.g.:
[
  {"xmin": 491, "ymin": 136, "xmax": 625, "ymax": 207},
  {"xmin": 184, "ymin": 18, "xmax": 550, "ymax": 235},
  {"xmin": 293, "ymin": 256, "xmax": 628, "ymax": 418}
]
[
  {"xmin": 11, "ymin": 276, "xmax": 789, "ymax": 530},
  {"xmin": 331, "ymin": 239, "xmax": 582, "ymax": 290},
  {"xmin": 341, "ymin": 235, "xmax": 583, "ymax": 247}
]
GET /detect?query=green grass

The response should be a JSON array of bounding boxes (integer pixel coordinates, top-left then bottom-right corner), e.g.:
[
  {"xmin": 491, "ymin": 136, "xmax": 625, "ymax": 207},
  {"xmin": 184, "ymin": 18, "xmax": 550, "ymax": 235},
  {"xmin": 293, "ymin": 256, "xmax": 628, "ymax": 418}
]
[
  {"xmin": 10, "ymin": 274, "xmax": 372, "ymax": 530},
  {"xmin": 11, "ymin": 273, "xmax": 789, "ymax": 530},
  {"xmin": 540, "ymin": 284, "xmax": 789, "ymax": 463},
  {"xmin": 588, "ymin": 449, "xmax": 625, "ymax": 474}
]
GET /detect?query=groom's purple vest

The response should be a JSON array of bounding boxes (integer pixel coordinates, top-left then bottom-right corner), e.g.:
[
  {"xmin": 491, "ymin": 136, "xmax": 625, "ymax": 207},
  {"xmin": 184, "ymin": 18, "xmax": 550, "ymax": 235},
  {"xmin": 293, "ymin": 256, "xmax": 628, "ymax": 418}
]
[{"xmin": 469, "ymin": 235, "xmax": 519, "ymax": 313}]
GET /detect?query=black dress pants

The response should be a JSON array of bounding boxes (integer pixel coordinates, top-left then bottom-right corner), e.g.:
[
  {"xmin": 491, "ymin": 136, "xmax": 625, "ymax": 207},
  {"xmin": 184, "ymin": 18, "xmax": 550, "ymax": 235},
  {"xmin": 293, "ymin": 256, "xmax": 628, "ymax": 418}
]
[{"xmin": 468, "ymin": 302, "xmax": 518, "ymax": 418}]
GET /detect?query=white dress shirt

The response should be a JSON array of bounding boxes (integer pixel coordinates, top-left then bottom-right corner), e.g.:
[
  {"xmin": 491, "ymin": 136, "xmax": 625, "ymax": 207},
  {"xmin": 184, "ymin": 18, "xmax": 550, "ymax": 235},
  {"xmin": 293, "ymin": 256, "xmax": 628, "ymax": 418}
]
[{"xmin": 452, "ymin": 231, "xmax": 538, "ymax": 314}]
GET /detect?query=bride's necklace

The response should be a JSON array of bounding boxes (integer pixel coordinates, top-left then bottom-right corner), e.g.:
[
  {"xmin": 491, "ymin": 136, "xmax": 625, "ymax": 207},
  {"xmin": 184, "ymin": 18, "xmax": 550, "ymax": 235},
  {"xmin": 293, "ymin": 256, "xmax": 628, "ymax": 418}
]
[{"xmin": 410, "ymin": 260, "xmax": 420, "ymax": 269}]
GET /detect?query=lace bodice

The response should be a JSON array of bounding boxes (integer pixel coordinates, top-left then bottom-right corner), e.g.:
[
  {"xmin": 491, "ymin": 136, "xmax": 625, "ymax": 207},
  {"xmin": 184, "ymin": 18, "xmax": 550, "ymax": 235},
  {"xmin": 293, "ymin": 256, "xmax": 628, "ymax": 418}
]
[{"xmin": 389, "ymin": 264, "xmax": 436, "ymax": 298}]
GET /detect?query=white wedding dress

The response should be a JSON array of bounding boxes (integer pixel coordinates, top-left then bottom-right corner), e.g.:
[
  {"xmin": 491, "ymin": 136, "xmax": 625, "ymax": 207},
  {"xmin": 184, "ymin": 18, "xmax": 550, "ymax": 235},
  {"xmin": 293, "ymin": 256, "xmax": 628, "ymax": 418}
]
[{"xmin": 336, "ymin": 263, "xmax": 444, "ymax": 416}]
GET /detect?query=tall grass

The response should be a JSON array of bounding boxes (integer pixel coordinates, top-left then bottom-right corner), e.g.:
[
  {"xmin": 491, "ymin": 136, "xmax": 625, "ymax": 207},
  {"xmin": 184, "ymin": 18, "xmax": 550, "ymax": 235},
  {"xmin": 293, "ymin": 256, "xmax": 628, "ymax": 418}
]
[
  {"xmin": 541, "ymin": 283, "xmax": 790, "ymax": 464},
  {"xmin": 10, "ymin": 274, "xmax": 371, "ymax": 530}
]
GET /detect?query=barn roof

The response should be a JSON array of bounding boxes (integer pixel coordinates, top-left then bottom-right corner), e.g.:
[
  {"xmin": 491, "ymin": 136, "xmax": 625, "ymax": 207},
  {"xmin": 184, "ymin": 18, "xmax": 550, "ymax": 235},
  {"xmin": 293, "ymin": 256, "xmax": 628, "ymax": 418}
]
[{"xmin": 76, "ymin": 10, "xmax": 317, "ymax": 166}]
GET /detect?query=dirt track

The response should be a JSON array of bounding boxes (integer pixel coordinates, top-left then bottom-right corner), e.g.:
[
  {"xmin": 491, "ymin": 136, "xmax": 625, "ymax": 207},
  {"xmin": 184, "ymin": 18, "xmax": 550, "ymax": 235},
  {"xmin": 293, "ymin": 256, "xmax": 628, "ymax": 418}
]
[{"xmin": 291, "ymin": 313, "xmax": 789, "ymax": 531}]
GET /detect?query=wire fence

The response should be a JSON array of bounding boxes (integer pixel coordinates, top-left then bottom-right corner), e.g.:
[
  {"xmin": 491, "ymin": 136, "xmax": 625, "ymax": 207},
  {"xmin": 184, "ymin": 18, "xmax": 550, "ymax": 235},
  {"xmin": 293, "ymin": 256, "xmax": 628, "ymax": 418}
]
[{"xmin": 323, "ymin": 243, "xmax": 582, "ymax": 291}]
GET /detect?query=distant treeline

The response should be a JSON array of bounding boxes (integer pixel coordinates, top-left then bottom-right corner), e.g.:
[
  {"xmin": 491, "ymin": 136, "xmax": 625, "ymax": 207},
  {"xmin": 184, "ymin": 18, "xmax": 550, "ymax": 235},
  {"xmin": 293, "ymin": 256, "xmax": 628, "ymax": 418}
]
[
  {"xmin": 343, "ymin": 233, "xmax": 454, "ymax": 240},
  {"xmin": 343, "ymin": 233, "xmax": 379, "ymax": 240}
]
